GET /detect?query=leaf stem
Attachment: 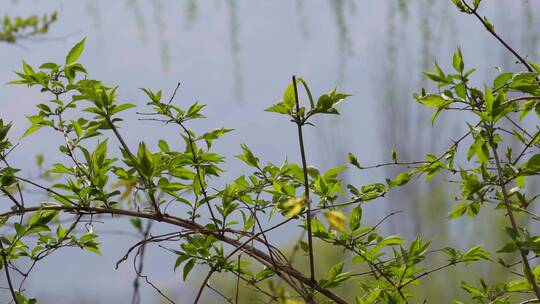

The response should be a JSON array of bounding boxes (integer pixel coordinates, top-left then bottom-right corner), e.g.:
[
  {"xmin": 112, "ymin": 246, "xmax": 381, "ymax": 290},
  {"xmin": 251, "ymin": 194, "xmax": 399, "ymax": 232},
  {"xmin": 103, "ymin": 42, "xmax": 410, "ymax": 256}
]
[{"xmin": 292, "ymin": 75, "xmax": 315, "ymax": 284}]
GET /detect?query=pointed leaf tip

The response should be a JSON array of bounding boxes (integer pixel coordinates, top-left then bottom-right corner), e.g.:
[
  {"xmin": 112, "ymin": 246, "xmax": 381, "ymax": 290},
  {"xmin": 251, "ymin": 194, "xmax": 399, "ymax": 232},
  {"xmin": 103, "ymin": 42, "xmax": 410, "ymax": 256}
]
[{"xmin": 66, "ymin": 37, "xmax": 87, "ymax": 65}]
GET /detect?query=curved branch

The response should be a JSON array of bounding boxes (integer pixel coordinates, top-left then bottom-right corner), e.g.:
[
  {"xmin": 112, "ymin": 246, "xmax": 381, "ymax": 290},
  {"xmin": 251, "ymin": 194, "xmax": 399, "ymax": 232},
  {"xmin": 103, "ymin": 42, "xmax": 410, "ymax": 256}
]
[{"xmin": 0, "ymin": 205, "xmax": 347, "ymax": 304}]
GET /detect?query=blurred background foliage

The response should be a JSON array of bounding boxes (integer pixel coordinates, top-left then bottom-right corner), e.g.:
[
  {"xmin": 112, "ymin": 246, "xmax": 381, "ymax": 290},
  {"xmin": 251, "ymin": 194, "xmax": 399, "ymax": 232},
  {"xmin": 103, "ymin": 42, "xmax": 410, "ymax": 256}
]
[{"xmin": 1, "ymin": 0, "xmax": 540, "ymax": 303}]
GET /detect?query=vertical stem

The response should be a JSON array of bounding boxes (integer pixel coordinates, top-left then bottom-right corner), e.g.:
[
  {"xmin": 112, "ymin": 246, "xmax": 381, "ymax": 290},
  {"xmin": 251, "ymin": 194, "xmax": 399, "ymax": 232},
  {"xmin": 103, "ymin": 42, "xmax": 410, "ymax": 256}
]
[
  {"xmin": 177, "ymin": 122, "xmax": 220, "ymax": 230},
  {"xmin": 0, "ymin": 242, "xmax": 19, "ymax": 304},
  {"xmin": 131, "ymin": 220, "xmax": 153, "ymax": 304},
  {"xmin": 487, "ymin": 129, "xmax": 540, "ymax": 299},
  {"xmin": 292, "ymin": 75, "xmax": 315, "ymax": 283},
  {"xmin": 235, "ymin": 254, "xmax": 241, "ymax": 304},
  {"xmin": 193, "ymin": 267, "xmax": 215, "ymax": 304},
  {"xmin": 106, "ymin": 118, "xmax": 161, "ymax": 215}
]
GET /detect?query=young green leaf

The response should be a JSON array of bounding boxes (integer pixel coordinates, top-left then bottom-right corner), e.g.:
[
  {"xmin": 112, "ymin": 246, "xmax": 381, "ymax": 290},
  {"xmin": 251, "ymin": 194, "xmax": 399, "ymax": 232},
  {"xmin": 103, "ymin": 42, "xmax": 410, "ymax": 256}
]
[
  {"xmin": 452, "ymin": 48, "xmax": 464, "ymax": 73},
  {"xmin": 66, "ymin": 37, "xmax": 87, "ymax": 65},
  {"xmin": 348, "ymin": 152, "xmax": 362, "ymax": 169}
]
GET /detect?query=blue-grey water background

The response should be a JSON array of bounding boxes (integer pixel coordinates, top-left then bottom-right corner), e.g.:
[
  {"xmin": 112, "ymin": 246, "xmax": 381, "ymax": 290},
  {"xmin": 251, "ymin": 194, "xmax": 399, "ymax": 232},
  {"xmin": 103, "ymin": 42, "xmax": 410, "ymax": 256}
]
[{"xmin": 1, "ymin": 0, "xmax": 540, "ymax": 303}]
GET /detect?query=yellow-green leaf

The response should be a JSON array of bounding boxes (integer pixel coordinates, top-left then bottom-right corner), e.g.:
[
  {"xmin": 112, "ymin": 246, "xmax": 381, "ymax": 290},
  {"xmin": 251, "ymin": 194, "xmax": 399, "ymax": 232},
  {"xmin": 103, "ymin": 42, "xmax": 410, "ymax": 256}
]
[
  {"xmin": 324, "ymin": 210, "xmax": 347, "ymax": 232},
  {"xmin": 66, "ymin": 37, "xmax": 87, "ymax": 65},
  {"xmin": 283, "ymin": 197, "xmax": 305, "ymax": 217}
]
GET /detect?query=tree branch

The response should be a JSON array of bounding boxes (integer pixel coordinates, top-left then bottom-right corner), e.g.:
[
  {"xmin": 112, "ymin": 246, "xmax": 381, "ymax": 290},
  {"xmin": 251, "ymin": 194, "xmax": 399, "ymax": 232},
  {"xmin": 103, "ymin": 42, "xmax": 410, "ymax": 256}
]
[
  {"xmin": 0, "ymin": 205, "xmax": 347, "ymax": 304},
  {"xmin": 461, "ymin": 0, "xmax": 535, "ymax": 73},
  {"xmin": 292, "ymin": 75, "xmax": 315, "ymax": 285},
  {"xmin": 486, "ymin": 125, "xmax": 540, "ymax": 299}
]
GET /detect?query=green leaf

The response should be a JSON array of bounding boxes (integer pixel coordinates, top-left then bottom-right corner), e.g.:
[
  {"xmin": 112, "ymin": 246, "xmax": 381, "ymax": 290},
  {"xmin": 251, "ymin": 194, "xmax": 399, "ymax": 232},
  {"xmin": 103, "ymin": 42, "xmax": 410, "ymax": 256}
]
[
  {"xmin": 174, "ymin": 255, "xmax": 190, "ymax": 272},
  {"xmin": 314, "ymin": 88, "xmax": 351, "ymax": 115},
  {"xmin": 467, "ymin": 137, "xmax": 489, "ymax": 164},
  {"xmin": 39, "ymin": 62, "xmax": 59, "ymax": 70},
  {"xmin": 452, "ymin": 48, "xmax": 464, "ymax": 73},
  {"xmin": 451, "ymin": 0, "xmax": 468, "ymax": 12},
  {"xmin": 461, "ymin": 245, "xmax": 490, "ymax": 263},
  {"xmin": 137, "ymin": 142, "xmax": 154, "ymax": 178},
  {"xmin": 327, "ymin": 262, "xmax": 343, "ymax": 280},
  {"xmin": 483, "ymin": 17, "xmax": 494, "ymax": 32},
  {"xmin": 83, "ymin": 243, "xmax": 101, "ymax": 254},
  {"xmin": 200, "ymin": 128, "xmax": 233, "ymax": 149},
  {"xmin": 349, "ymin": 205, "xmax": 362, "ymax": 231},
  {"xmin": 264, "ymin": 103, "xmax": 290, "ymax": 115},
  {"xmin": 236, "ymin": 144, "xmax": 259, "ymax": 167},
  {"xmin": 461, "ymin": 281, "xmax": 484, "ymax": 296},
  {"xmin": 80, "ymin": 233, "xmax": 98, "ymax": 243},
  {"xmin": 449, "ymin": 202, "xmax": 468, "ymax": 219},
  {"xmin": 158, "ymin": 140, "xmax": 170, "ymax": 152},
  {"xmin": 391, "ymin": 148, "xmax": 398, "ymax": 162},
  {"xmin": 22, "ymin": 61, "xmax": 35, "ymax": 75},
  {"xmin": 484, "ymin": 85, "xmax": 494, "ymax": 115},
  {"xmin": 423, "ymin": 71, "xmax": 442, "ymax": 82},
  {"xmin": 492, "ymin": 72, "xmax": 513, "ymax": 89},
  {"xmin": 14, "ymin": 291, "xmax": 37, "ymax": 304},
  {"xmin": 32, "ymin": 210, "xmax": 58, "ymax": 227},
  {"xmin": 416, "ymin": 94, "xmax": 448, "ymax": 108},
  {"xmin": 186, "ymin": 102, "xmax": 205, "ymax": 118},
  {"xmin": 526, "ymin": 154, "xmax": 540, "ymax": 172},
  {"xmin": 282, "ymin": 81, "xmax": 297, "ymax": 110},
  {"xmin": 323, "ymin": 166, "xmax": 347, "ymax": 179},
  {"xmin": 66, "ymin": 37, "xmax": 87, "ymax": 65},
  {"xmin": 130, "ymin": 218, "xmax": 143, "ymax": 232},
  {"xmin": 394, "ymin": 172, "xmax": 411, "ymax": 186},
  {"xmin": 508, "ymin": 72, "xmax": 540, "ymax": 95},
  {"xmin": 110, "ymin": 103, "xmax": 136, "ymax": 116},
  {"xmin": 348, "ymin": 152, "xmax": 362, "ymax": 169},
  {"xmin": 497, "ymin": 242, "xmax": 518, "ymax": 253},
  {"xmin": 21, "ymin": 124, "xmax": 43, "ymax": 138},
  {"xmin": 506, "ymin": 279, "xmax": 530, "ymax": 292},
  {"xmin": 14, "ymin": 222, "xmax": 26, "ymax": 236},
  {"xmin": 183, "ymin": 258, "xmax": 196, "ymax": 280}
]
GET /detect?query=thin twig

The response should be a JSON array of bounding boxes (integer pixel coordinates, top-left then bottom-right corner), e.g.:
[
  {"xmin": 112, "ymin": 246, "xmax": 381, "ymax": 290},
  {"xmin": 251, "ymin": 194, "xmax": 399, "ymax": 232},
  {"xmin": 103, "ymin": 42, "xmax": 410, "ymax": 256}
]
[
  {"xmin": 167, "ymin": 82, "xmax": 181, "ymax": 104},
  {"xmin": 131, "ymin": 220, "xmax": 153, "ymax": 304},
  {"xmin": 292, "ymin": 75, "xmax": 315, "ymax": 285},
  {"xmin": 235, "ymin": 254, "xmax": 241, "ymax": 304},
  {"xmin": 194, "ymin": 267, "xmax": 215, "ymax": 304},
  {"xmin": 461, "ymin": 0, "xmax": 535, "ymax": 73},
  {"xmin": 207, "ymin": 283, "xmax": 234, "ymax": 304},
  {"xmin": 176, "ymin": 120, "xmax": 221, "ymax": 229},
  {"xmin": 0, "ymin": 242, "xmax": 19, "ymax": 304},
  {"xmin": 1, "ymin": 188, "xmax": 23, "ymax": 209},
  {"xmin": 133, "ymin": 244, "xmax": 176, "ymax": 304}
]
